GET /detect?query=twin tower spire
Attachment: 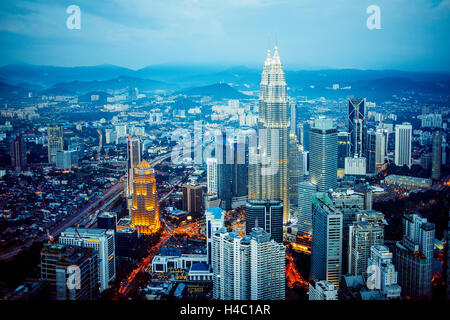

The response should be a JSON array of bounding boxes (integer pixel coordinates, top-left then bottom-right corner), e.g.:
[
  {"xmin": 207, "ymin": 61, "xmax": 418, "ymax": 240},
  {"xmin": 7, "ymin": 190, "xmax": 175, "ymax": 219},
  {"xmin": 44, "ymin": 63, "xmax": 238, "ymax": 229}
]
[
  {"xmin": 249, "ymin": 46, "xmax": 290, "ymax": 224},
  {"xmin": 264, "ymin": 46, "xmax": 282, "ymax": 66}
]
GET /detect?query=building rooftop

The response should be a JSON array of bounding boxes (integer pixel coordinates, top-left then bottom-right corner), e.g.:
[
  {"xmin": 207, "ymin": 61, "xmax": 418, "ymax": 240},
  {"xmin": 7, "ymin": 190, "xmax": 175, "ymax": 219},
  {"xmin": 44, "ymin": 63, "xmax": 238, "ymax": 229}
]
[
  {"xmin": 205, "ymin": 207, "xmax": 224, "ymax": 220},
  {"xmin": 189, "ymin": 262, "xmax": 210, "ymax": 272},
  {"xmin": 63, "ymin": 227, "xmax": 108, "ymax": 236}
]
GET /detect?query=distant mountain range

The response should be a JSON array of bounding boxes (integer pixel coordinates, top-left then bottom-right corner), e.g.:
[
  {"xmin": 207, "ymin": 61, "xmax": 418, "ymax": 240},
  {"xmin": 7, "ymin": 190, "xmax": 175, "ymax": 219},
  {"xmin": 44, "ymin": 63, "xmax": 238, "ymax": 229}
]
[
  {"xmin": 0, "ymin": 63, "xmax": 449, "ymax": 101},
  {"xmin": 176, "ymin": 83, "xmax": 252, "ymax": 100}
]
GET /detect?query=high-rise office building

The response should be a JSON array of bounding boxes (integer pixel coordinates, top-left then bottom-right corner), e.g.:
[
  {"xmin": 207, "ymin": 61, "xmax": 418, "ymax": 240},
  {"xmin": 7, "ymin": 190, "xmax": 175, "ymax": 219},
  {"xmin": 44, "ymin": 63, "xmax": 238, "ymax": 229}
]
[
  {"xmin": 212, "ymin": 226, "xmax": 285, "ymax": 300},
  {"xmin": 97, "ymin": 211, "xmax": 117, "ymax": 233},
  {"xmin": 297, "ymin": 181, "xmax": 317, "ymax": 235},
  {"xmin": 395, "ymin": 214, "xmax": 435, "ymax": 298},
  {"xmin": 130, "ymin": 160, "xmax": 160, "ymax": 234},
  {"xmin": 348, "ymin": 98, "xmax": 366, "ymax": 158},
  {"xmin": 55, "ymin": 150, "xmax": 79, "ymax": 170},
  {"xmin": 245, "ymin": 200, "xmax": 283, "ymax": 243},
  {"xmin": 217, "ymin": 134, "xmax": 248, "ymax": 210},
  {"xmin": 231, "ymin": 141, "xmax": 249, "ymax": 199},
  {"xmin": 40, "ymin": 242, "xmax": 99, "ymax": 300},
  {"xmin": 301, "ymin": 150, "xmax": 309, "ymax": 176},
  {"xmin": 432, "ymin": 131, "xmax": 442, "ymax": 180},
  {"xmin": 104, "ymin": 128, "xmax": 116, "ymax": 145},
  {"xmin": 337, "ymin": 131, "xmax": 349, "ymax": 169},
  {"xmin": 206, "ymin": 157, "xmax": 218, "ymax": 194},
  {"xmin": 375, "ymin": 129, "xmax": 386, "ymax": 171},
  {"xmin": 288, "ymin": 132, "xmax": 304, "ymax": 208},
  {"xmin": 47, "ymin": 126, "xmax": 64, "ymax": 164},
  {"xmin": 345, "ymin": 156, "xmax": 367, "ymax": 176},
  {"xmin": 126, "ymin": 136, "xmax": 142, "ymax": 198},
  {"xmin": 310, "ymin": 192, "xmax": 343, "ymax": 289},
  {"xmin": 366, "ymin": 129, "xmax": 377, "ymax": 174},
  {"xmin": 217, "ymin": 132, "xmax": 233, "ymax": 210},
  {"xmin": 368, "ymin": 245, "xmax": 402, "ymax": 299},
  {"xmin": 297, "ymin": 120, "xmax": 312, "ymax": 152},
  {"xmin": 115, "ymin": 124, "xmax": 127, "ymax": 143},
  {"xmin": 310, "ymin": 118, "xmax": 338, "ymax": 192},
  {"xmin": 249, "ymin": 227, "xmax": 285, "ymax": 300},
  {"xmin": 182, "ymin": 183, "xmax": 203, "ymax": 214},
  {"xmin": 308, "ymin": 280, "xmax": 338, "ymax": 300},
  {"xmin": 348, "ymin": 210, "xmax": 385, "ymax": 277},
  {"xmin": 252, "ymin": 47, "xmax": 290, "ymax": 223},
  {"xmin": 395, "ymin": 123, "xmax": 412, "ymax": 168},
  {"xmin": 205, "ymin": 207, "xmax": 225, "ymax": 266},
  {"xmin": 329, "ymin": 188, "xmax": 365, "ymax": 273},
  {"xmin": 11, "ymin": 135, "xmax": 27, "ymax": 172},
  {"xmin": 59, "ymin": 228, "xmax": 116, "ymax": 292},
  {"xmin": 290, "ymin": 100, "xmax": 297, "ymax": 135}
]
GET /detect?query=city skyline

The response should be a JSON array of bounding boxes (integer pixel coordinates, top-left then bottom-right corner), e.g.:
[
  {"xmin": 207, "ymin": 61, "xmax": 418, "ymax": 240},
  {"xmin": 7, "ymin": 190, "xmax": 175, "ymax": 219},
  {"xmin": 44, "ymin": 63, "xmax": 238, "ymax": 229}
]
[{"xmin": 0, "ymin": 0, "xmax": 449, "ymax": 307}]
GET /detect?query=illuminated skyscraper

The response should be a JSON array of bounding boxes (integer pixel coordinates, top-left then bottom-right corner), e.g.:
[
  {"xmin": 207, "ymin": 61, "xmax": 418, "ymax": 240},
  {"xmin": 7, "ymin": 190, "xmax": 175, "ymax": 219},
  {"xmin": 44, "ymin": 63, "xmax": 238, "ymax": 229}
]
[
  {"xmin": 394, "ymin": 123, "xmax": 412, "ymax": 168},
  {"xmin": 126, "ymin": 136, "xmax": 142, "ymax": 198},
  {"xmin": 251, "ymin": 47, "xmax": 290, "ymax": 223},
  {"xmin": 47, "ymin": 126, "xmax": 64, "ymax": 164},
  {"xmin": 130, "ymin": 160, "xmax": 160, "ymax": 234},
  {"xmin": 348, "ymin": 98, "xmax": 366, "ymax": 158}
]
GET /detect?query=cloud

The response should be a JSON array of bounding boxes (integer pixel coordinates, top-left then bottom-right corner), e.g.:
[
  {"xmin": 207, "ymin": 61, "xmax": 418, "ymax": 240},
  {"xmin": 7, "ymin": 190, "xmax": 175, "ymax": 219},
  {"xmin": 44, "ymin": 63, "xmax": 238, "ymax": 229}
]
[{"xmin": 0, "ymin": 0, "xmax": 448, "ymax": 71}]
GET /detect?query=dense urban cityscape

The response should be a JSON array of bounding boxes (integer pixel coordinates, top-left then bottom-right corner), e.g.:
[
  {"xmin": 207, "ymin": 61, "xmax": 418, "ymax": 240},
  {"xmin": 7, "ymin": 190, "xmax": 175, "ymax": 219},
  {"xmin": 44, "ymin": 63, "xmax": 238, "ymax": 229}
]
[{"xmin": 0, "ymin": 1, "xmax": 449, "ymax": 313}]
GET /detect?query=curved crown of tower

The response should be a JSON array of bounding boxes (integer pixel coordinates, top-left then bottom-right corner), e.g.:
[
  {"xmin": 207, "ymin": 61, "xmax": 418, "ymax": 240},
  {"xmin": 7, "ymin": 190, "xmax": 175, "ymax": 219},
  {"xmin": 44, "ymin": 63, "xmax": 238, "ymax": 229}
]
[
  {"xmin": 271, "ymin": 46, "xmax": 281, "ymax": 65},
  {"xmin": 136, "ymin": 159, "xmax": 151, "ymax": 169}
]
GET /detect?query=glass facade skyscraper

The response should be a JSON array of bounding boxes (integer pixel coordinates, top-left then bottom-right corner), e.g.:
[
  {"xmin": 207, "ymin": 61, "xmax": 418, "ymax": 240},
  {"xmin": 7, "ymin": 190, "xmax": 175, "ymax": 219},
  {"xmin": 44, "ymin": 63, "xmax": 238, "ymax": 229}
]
[
  {"xmin": 245, "ymin": 200, "xmax": 283, "ymax": 243},
  {"xmin": 348, "ymin": 98, "xmax": 366, "ymax": 158},
  {"xmin": 310, "ymin": 118, "xmax": 338, "ymax": 192}
]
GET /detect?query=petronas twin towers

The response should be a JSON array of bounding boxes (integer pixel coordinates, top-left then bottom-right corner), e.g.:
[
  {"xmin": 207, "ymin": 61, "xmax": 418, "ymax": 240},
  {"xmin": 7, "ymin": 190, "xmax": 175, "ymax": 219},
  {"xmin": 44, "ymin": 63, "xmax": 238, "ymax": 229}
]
[{"xmin": 249, "ymin": 46, "xmax": 290, "ymax": 223}]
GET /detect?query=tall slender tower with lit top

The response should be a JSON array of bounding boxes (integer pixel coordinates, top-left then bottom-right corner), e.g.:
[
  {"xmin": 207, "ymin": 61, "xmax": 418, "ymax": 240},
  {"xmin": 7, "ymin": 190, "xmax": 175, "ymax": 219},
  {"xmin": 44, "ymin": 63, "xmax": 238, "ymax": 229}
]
[
  {"xmin": 251, "ymin": 47, "xmax": 290, "ymax": 223},
  {"xmin": 126, "ymin": 136, "xmax": 142, "ymax": 198},
  {"xmin": 130, "ymin": 160, "xmax": 160, "ymax": 234}
]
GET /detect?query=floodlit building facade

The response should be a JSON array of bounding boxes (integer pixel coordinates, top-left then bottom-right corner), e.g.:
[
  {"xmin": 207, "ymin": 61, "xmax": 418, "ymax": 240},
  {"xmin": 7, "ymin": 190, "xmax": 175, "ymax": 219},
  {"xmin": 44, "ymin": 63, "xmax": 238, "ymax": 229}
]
[{"xmin": 130, "ymin": 160, "xmax": 160, "ymax": 234}]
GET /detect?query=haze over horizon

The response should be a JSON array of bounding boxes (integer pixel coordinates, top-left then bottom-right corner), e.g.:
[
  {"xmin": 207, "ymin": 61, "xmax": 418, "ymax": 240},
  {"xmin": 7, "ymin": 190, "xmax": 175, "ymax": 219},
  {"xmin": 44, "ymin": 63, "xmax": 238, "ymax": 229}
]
[{"xmin": 0, "ymin": 0, "xmax": 449, "ymax": 72}]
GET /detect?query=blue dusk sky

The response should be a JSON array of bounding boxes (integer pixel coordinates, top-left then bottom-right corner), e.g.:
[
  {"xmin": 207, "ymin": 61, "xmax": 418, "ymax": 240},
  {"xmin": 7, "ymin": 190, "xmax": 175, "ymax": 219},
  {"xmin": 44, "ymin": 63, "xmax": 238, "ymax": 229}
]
[{"xmin": 0, "ymin": 0, "xmax": 449, "ymax": 71}]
